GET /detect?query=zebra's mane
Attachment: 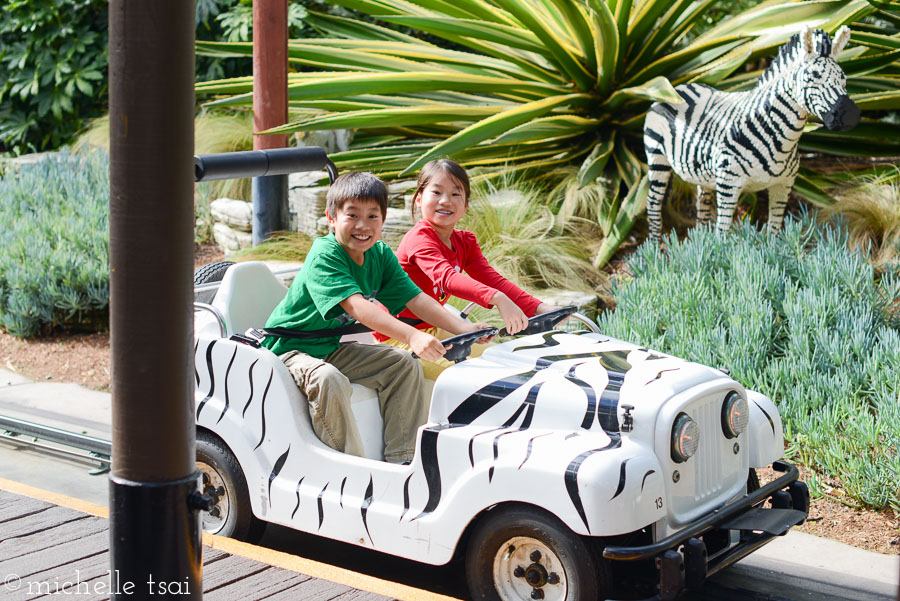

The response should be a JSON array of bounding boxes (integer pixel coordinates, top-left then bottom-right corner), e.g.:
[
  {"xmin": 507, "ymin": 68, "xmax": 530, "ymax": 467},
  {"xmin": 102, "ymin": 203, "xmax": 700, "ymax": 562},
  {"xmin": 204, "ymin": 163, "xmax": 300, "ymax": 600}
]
[{"xmin": 757, "ymin": 29, "xmax": 833, "ymax": 87}]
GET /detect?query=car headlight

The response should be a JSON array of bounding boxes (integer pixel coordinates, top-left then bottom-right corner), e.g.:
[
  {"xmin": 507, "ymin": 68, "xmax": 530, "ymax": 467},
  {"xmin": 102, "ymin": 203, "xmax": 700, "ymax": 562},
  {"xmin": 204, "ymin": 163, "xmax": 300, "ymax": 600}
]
[
  {"xmin": 721, "ymin": 392, "xmax": 749, "ymax": 439},
  {"xmin": 671, "ymin": 413, "xmax": 700, "ymax": 463}
]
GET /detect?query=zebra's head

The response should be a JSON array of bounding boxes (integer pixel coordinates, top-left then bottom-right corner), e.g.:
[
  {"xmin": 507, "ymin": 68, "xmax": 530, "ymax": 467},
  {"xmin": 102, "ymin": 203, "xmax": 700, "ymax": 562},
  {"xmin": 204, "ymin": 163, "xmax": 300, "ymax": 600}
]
[{"xmin": 794, "ymin": 26, "xmax": 860, "ymax": 132}]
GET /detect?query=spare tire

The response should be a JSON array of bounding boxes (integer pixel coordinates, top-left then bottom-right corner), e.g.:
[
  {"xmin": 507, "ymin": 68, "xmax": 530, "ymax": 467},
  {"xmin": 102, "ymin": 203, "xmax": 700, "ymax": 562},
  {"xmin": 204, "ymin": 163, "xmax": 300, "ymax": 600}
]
[{"xmin": 194, "ymin": 261, "xmax": 234, "ymax": 304}]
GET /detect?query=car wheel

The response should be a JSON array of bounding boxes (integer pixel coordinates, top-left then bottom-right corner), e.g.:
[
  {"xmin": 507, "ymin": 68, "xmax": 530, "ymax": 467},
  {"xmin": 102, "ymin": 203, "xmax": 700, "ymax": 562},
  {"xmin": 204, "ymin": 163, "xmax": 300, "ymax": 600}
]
[
  {"xmin": 747, "ymin": 468, "xmax": 760, "ymax": 493},
  {"xmin": 195, "ymin": 430, "xmax": 266, "ymax": 543},
  {"xmin": 466, "ymin": 506, "xmax": 605, "ymax": 601},
  {"xmin": 194, "ymin": 260, "xmax": 234, "ymax": 304}
]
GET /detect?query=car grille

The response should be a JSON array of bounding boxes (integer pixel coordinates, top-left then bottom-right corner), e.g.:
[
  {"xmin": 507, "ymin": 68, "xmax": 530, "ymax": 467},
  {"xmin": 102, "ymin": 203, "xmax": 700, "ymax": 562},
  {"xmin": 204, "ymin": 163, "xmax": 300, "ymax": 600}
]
[
  {"xmin": 666, "ymin": 392, "xmax": 744, "ymax": 525},
  {"xmin": 693, "ymin": 397, "xmax": 725, "ymax": 502}
]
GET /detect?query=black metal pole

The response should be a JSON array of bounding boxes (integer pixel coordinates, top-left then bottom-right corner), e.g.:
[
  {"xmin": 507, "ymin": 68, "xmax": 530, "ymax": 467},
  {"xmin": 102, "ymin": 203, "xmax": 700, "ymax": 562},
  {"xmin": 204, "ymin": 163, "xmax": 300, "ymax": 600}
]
[
  {"xmin": 252, "ymin": 174, "xmax": 287, "ymax": 245},
  {"xmin": 108, "ymin": 1, "xmax": 202, "ymax": 599}
]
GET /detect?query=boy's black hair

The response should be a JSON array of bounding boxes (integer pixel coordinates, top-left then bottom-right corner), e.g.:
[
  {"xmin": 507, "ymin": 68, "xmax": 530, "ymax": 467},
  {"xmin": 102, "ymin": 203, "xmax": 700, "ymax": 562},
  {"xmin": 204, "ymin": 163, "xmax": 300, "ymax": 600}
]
[
  {"xmin": 326, "ymin": 171, "xmax": 388, "ymax": 219},
  {"xmin": 411, "ymin": 159, "xmax": 470, "ymax": 220}
]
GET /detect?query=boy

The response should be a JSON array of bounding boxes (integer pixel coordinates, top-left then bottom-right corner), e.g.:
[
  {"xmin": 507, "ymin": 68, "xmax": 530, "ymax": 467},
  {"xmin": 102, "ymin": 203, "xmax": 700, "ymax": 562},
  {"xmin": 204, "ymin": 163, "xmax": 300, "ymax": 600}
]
[{"xmin": 263, "ymin": 171, "xmax": 492, "ymax": 464}]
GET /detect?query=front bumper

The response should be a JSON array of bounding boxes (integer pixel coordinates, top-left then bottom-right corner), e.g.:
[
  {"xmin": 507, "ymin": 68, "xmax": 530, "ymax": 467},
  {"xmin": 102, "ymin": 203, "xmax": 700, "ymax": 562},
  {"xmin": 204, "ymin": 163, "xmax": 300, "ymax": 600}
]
[{"xmin": 603, "ymin": 460, "xmax": 809, "ymax": 601}]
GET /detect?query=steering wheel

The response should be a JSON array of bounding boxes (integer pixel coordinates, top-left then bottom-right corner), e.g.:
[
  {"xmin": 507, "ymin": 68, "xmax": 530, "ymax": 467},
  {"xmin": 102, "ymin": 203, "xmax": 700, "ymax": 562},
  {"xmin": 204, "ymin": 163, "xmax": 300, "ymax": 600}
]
[
  {"xmin": 413, "ymin": 327, "xmax": 497, "ymax": 363},
  {"xmin": 499, "ymin": 305, "xmax": 577, "ymax": 337}
]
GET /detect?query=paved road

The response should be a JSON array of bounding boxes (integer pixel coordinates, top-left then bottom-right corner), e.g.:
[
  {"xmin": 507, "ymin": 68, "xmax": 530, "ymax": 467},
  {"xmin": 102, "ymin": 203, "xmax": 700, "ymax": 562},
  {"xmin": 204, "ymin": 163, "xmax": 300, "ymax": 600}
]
[
  {"xmin": 0, "ymin": 373, "xmax": 896, "ymax": 601},
  {"xmin": 1, "ymin": 439, "xmax": 895, "ymax": 601}
]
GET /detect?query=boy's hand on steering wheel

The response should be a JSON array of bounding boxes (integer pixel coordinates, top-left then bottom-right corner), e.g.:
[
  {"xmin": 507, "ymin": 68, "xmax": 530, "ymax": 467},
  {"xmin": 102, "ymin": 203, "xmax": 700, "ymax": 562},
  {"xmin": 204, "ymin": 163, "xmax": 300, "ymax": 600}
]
[
  {"xmin": 410, "ymin": 330, "xmax": 447, "ymax": 361},
  {"xmin": 493, "ymin": 292, "xmax": 528, "ymax": 335}
]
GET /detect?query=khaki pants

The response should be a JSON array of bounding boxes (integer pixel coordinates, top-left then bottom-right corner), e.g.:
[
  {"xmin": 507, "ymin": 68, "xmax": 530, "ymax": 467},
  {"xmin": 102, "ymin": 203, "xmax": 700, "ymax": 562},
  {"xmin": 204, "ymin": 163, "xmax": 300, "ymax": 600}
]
[
  {"xmin": 379, "ymin": 327, "xmax": 490, "ymax": 380},
  {"xmin": 280, "ymin": 342, "xmax": 427, "ymax": 464}
]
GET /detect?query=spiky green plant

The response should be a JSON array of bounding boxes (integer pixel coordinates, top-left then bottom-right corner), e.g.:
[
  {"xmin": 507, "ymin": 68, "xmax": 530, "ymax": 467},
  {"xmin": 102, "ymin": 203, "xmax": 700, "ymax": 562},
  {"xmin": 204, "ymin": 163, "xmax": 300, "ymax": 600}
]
[{"xmin": 196, "ymin": 0, "xmax": 900, "ymax": 265}]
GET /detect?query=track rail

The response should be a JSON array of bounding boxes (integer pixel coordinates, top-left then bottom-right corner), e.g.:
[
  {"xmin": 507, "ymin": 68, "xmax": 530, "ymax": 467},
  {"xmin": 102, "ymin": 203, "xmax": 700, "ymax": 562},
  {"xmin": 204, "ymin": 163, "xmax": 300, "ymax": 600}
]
[{"xmin": 0, "ymin": 414, "xmax": 111, "ymax": 470}]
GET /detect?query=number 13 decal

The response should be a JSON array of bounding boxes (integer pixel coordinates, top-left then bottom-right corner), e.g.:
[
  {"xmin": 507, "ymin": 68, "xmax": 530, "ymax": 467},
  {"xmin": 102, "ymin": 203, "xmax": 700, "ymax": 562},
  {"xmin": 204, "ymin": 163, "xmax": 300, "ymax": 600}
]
[{"xmin": 655, "ymin": 497, "xmax": 664, "ymax": 509}]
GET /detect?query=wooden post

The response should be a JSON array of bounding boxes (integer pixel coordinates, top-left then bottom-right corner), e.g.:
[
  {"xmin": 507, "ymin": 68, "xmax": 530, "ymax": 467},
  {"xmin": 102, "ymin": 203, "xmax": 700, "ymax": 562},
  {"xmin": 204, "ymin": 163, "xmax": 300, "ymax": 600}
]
[{"xmin": 252, "ymin": 0, "xmax": 289, "ymax": 245}]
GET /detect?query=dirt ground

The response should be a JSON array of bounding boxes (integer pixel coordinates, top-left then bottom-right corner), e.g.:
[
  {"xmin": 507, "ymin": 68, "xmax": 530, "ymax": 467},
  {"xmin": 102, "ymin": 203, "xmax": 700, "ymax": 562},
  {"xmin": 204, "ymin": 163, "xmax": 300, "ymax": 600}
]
[
  {"xmin": 756, "ymin": 466, "xmax": 899, "ymax": 555},
  {"xmin": 0, "ymin": 242, "xmax": 897, "ymax": 555},
  {"xmin": 0, "ymin": 242, "xmax": 225, "ymax": 391}
]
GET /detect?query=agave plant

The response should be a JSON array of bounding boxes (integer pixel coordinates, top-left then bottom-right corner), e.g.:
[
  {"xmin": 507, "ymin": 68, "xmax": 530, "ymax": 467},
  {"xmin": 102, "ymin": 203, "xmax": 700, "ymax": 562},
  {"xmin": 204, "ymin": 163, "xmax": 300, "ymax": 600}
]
[{"xmin": 196, "ymin": 0, "xmax": 900, "ymax": 266}]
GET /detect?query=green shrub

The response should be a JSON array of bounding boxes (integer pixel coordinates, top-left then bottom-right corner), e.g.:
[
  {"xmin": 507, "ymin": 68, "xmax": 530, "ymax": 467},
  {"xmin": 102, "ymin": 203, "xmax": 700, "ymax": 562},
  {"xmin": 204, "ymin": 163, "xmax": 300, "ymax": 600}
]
[
  {"xmin": 0, "ymin": 0, "xmax": 307, "ymax": 155},
  {"xmin": 195, "ymin": 0, "xmax": 311, "ymax": 82},
  {"xmin": 599, "ymin": 217, "xmax": 900, "ymax": 511},
  {"xmin": 0, "ymin": 150, "xmax": 109, "ymax": 337},
  {"xmin": 0, "ymin": 0, "xmax": 108, "ymax": 155}
]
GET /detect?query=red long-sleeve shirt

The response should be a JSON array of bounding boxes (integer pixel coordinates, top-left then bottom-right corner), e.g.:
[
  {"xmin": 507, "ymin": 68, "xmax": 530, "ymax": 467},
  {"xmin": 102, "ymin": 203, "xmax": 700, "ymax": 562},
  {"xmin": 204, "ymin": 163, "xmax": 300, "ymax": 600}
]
[{"xmin": 373, "ymin": 221, "xmax": 541, "ymax": 340}]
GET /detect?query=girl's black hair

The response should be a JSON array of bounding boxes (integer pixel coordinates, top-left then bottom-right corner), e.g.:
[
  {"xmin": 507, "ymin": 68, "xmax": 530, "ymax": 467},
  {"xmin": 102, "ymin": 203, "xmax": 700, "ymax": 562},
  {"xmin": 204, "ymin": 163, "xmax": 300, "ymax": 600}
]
[{"xmin": 410, "ymin": 159, "xmax": 470, "ymax": 220}]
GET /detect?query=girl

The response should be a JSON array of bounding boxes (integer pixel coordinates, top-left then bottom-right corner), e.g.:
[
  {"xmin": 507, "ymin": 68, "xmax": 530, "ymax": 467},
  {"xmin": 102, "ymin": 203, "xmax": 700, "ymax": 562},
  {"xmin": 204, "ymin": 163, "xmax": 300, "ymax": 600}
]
[{"xmin": 374, "ymin": 159, "xmax": 558, "ymax": 378}]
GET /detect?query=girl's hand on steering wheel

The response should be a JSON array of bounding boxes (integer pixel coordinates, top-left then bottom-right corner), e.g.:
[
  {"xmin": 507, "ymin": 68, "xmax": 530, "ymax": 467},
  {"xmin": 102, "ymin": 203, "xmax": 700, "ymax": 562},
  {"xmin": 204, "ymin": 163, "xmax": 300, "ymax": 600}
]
[
  {"xmin": 535, "ymin": 302, "xmax": 561, "ymax": 315},
  {"xmin": 469, "ymin": 321, "xmax": 496, "ymax": 344},
  {"xmin": 493, "ymin": 292, "xmax": 528, "ymax": 335}
]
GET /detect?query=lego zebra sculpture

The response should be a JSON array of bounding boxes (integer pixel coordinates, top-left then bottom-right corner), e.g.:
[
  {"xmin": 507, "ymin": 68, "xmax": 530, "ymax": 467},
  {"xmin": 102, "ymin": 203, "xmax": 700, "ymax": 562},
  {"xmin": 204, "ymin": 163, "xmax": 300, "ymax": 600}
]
[{"xmin": 644, "ymin": 26, "xmax": 860, "ymax": 242}]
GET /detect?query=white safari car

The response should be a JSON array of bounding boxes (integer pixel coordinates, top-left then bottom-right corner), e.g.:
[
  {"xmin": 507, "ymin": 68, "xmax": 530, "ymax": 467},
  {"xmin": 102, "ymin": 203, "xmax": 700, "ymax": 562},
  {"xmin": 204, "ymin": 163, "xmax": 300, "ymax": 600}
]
[{"xmin": 193, "ymin": 260, "xmax": 808, "ymax": 601}]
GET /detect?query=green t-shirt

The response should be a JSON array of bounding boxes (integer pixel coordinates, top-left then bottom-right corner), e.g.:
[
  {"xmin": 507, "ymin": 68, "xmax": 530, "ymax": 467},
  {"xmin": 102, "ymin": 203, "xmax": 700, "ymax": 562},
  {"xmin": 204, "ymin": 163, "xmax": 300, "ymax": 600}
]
[{"xmin": 262, "ymin": 233, "xmax": 422, "ymax": 358}]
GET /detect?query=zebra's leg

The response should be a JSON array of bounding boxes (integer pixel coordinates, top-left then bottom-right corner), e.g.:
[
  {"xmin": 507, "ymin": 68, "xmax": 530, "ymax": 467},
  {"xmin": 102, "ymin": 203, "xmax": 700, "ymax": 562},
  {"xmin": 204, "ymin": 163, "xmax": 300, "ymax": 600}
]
[
  {"xmin": 696, "ymin": 186, "xmax": 714, "ymax": 226},
  {"xmin": 646, "ymin": 157, "xmax": 672, "ymax": 243},
  {"xmin": 766, "ymin": 183, "xmax": 790, "ymax": 235},
  {"xmin": 714, "ymin": 180, "xmax": 741, "ymax": 237}
]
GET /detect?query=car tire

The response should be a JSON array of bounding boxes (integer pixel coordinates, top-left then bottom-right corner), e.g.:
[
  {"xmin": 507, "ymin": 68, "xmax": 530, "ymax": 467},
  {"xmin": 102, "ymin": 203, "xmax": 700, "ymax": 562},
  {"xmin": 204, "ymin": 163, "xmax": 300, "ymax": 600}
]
[
  {"xmin": 747, "ymin": 468, "xmax": 760, "ymax": 493},
  {"xmin": 194, "ymin": 260, "xmax": 234, "ymax": 304},
  {"xmin": 465, "ymin": 506, "xmax": 606, "ymax": 601},
  {"xmin": 196, "ymin": 430, "xmax": 266, "ymax": 543}
]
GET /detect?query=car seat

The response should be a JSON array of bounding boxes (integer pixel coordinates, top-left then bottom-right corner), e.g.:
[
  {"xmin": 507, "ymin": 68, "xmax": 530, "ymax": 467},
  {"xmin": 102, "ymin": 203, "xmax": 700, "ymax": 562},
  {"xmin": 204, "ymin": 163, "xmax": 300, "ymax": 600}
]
[{"xmin": 194, "ymin": 261, "xmax": 387, "ymax": 460}]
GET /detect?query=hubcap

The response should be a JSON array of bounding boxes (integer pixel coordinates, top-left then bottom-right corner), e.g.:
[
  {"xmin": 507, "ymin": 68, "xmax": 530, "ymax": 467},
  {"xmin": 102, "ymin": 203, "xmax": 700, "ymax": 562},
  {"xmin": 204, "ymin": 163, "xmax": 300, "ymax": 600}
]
[
  {"xmin": 492, "ymin": 537, "xmax": 567, "ymax": 601},
  {"xmin": 197, "ymin": 461, "xmax": 229, "ymax": 534}
]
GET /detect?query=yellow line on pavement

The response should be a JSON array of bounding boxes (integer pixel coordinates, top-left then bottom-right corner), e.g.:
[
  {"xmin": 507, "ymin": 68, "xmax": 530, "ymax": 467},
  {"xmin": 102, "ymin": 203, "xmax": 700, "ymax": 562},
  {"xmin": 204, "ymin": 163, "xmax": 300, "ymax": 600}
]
[
  {"xmin": 202, "ymin": 532, "xmax": 464, "ymax": 601},
  {"xmin": 0, "ymin": 476, "xmax": 109, "ymax": 517},
  {"xmin": 0, "ymin": 477, "xmax": 463, "ymax": 601}
]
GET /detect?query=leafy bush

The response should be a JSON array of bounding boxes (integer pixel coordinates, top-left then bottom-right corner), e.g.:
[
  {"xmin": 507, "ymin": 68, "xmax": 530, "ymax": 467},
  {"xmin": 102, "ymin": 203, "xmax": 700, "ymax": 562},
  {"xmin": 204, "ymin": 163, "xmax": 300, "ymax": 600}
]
[
  {"xmin": 193, "ymin": 110, "xmax": 255, "ymax": 200},
  {"xmin": 598, "ymin": 217, "xmax": 900, "ymax": 511},
  {"xmin": 0, "ymin": 0, "xmax": 108, "ymax": 155},
  {"xmin": 195, "ymin": 0, "xmax": 311, "ymax": 82},
  {"xmin": 0, "ymin": 0, "xmax": 312, "ymax": 155},
  {"xmin": 0, "ymin": 150, "xmax": 109, "ymax": 337}
]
